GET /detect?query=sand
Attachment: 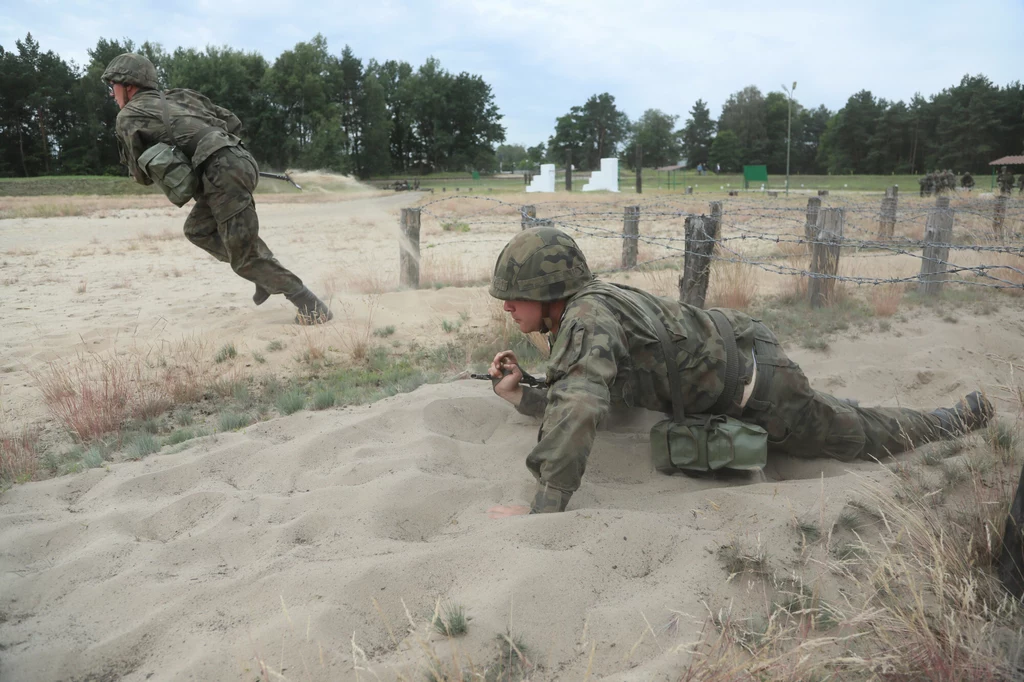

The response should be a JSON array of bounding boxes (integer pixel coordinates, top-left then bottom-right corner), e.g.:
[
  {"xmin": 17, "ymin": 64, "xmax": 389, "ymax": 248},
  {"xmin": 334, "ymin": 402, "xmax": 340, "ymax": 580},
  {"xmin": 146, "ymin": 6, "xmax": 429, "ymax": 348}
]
[{"xmin": 1, "ymin": 187, "xmax": 1023, "ymax": 680}]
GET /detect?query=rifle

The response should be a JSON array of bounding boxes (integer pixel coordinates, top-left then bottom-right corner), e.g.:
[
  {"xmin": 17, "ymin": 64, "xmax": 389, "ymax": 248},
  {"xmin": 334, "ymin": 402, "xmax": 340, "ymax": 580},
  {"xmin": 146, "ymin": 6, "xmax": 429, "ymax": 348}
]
[
  {"xmin": 259, "ymin": 171, "xmax": 302, "ymax": 190},
  {"xmin": 470, "ymin": 368, "xmax": 545, "ymax": 387}
]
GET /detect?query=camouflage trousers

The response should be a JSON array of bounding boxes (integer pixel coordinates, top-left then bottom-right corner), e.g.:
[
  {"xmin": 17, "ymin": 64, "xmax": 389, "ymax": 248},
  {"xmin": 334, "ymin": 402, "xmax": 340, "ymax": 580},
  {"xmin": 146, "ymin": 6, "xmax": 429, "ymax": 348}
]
[
  {"xmin": 738, "ymin": 323, "xmax": 943, "ymax": 462},
  {"xmin": 183, "ymin": 146, "xmax": 304, "ymax": 297}
]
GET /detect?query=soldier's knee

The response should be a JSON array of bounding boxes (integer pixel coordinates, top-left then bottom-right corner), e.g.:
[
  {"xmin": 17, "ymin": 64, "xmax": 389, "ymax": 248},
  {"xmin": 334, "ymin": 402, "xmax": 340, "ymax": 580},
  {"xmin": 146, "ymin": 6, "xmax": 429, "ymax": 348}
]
[{"xmin": 815, "ymin": 396, "xmax": 867, "ymax": 462}]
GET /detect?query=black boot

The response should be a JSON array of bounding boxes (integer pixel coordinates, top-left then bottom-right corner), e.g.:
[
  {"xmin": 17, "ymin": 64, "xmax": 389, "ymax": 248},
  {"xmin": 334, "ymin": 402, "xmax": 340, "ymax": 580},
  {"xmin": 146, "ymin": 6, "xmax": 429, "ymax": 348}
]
[
  {"xmin": 285, "ymin": 287, "xmax": 333, "ymax": 325},
  {"xmin": 253, "ymin": 285, "xmax": 270, "ymax": 306},
  {"xmin": 931, "ymin": 391, "xmax": 994, "ymax": 436}
]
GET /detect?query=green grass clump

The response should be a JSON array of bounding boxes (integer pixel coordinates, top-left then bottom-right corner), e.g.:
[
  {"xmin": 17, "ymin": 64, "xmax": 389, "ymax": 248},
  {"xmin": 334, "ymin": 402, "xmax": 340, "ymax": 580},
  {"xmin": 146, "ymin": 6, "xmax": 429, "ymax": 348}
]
[
  {"xmin": 441, "ymin": 221, "xmax": 471, "ymax": 232},
  {"xmin": 373, "ymin": 325, "xmax": 396, "ymax": 338},
  {"xmin": 441, "ymin": 319, "xmax": 461, "ymax": 333},
  {"xmin": 214, "ymin": 343, "xmax": 237, "ymax": 363},
  {"xmin": 987, "ymin": 421, "xmax": 1019, "ymax": 461},
  {"xmin": 718, "ymin": 541, "xmax": 771, "ymax": 577},
  {"xmin": 219, "ymin": 412, "xmax": 252, "ymax": 432},
  {"xmin": 82, "ymin": 447, "xmax": 105, "ymax": 469},
  {"xmin": 432, "ymin": 600, "xmax": 468, "ymax": 637},
  {"xmin": 276, "ymin": 389, "xmax": 305, "ymax": 415},
  {"xmin": 796, "ymin": 521, "xmax": 821, "ymax": 542},
  {"xmin": 126, "ymin": 432, "xmax": 160, "ymax": 460},
  {"xmin": 266, "ymin": 340, "xmax": 285, "ymax": 352},
  {"xmin": 312, "ymin": 388, "xmax": 337, "ymax": 410},
  {"xmin": 164, "ymin": 428, "xmax": 196, "ymax": 446}
]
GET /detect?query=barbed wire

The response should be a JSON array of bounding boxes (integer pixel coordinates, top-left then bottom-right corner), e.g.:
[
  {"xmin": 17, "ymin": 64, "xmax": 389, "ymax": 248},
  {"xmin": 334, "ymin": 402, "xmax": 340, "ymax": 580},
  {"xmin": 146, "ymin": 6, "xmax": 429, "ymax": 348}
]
[{"xmin": 411, "ymin": 194, "xmax": 1024, "ymax": 290}]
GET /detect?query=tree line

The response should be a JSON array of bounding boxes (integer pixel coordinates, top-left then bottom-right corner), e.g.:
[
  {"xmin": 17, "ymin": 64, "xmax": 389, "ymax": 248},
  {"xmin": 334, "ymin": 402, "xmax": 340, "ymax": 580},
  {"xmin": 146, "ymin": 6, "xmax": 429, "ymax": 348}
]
[
  {"xmin": 0, "ymin": 33, "xmax": 505, "ymax": 178},
  {"xmin": 522, "ymin": 76, "xmax": 1023, "ymax": 176},
  {"xmin": 2, "ymin": 31, "xmax": 1021, "ymax": 179}
]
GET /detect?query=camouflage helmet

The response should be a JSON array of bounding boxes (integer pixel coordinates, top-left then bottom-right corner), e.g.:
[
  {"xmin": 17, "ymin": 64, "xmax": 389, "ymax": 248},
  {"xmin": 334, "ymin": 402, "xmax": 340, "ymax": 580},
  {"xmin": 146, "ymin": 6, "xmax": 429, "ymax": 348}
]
[
  {"xmin": 101, "ymin": 53, "xmax": 159, "ymax": 90},
  {"xmin": 489, "ymin": 227, "xmax": 593, "ymax": 302}
]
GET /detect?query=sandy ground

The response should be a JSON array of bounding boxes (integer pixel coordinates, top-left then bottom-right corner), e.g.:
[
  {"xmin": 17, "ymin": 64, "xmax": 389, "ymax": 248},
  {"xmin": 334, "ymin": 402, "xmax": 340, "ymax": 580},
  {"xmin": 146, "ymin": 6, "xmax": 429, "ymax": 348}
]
[{"xmin": 1, "ymin": 186, "xmax": 1023, "ymax": 680}]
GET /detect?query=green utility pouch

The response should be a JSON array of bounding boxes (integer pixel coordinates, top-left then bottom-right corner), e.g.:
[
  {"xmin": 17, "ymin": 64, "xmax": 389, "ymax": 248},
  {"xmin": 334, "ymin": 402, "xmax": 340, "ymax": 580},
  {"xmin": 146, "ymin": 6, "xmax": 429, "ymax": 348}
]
[
  {"xmin": 650, "ymin": 414, "xmax": 767, "ymax": 473},
  {"xmin": 138, "ymin": 91, "xmax": 198, "ymax": 207},
  {"xmin": 636, "ymin": 297, "xmax": 767, "ymax": 474},
  {"xmin": 138, "ymin": 142, "xmax": 197, "ymax": 207}
]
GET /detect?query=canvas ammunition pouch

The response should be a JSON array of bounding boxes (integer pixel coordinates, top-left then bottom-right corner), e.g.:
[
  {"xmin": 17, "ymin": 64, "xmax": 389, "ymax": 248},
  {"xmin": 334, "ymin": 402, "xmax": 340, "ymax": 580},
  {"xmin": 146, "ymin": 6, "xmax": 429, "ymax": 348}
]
[
  {"xmin": 590, "ymin": 285, "xmax": 767, "ymax": 473},
  {"xmin": 137, "ymin": 92, "xmax": 217, "ymax": 207},
  {"xmin": 640, "ymin": 301, "xmax": 767, "ymax": 474}
]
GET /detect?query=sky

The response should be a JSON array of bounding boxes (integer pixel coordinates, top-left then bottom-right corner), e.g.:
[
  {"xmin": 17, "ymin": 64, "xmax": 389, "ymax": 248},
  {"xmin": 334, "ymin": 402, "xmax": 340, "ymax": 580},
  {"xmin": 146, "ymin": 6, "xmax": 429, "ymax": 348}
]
[{"xmin": 3, "ymin": 0, "xmax": 1023, "ymax": 146}]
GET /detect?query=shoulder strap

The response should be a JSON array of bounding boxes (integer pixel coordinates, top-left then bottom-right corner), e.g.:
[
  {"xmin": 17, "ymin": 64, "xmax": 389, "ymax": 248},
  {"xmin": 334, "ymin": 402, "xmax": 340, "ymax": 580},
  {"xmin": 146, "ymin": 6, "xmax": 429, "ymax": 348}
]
[
  {"xmin": 633, "ymin": 296, "xmax": 686, "ymax": 424},
  {"xmin": 157, "ymin": 90, "xmax": 176, "ymax": 146}
]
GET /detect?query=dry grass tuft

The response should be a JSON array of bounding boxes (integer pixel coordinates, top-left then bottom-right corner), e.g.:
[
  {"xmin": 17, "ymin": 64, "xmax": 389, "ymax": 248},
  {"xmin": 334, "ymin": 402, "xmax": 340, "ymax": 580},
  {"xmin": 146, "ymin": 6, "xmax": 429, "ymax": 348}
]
[
  {"xmin": 0, "ymin": 421, "xmax": 40, "ymax": 484},
  {"xmin": 346, "ymin": 266, "xmax": 393, "ymax": 295},
  {"xmin": 868, "ymin": 283, "xmax": 903, "ymax": 316},
  {"xmin": 707, "ymin": 261, "xmax": 759, "ymax": 310},
  {"xmin": 420, "ymin": 251, "xmax": 488, "ymax": 289},
  {"xmin": 774, "ymin": 240, "xmax": 809, "ymax": 260},
  {"xmin": 332, "ymin": 293, "xmax": 381, "ymax": 362},
  {"xmin": 987, "ymin": 253, "xmax": 1024, "ymax": 296},
  {"xmin": 37, "ymin": 352, "xmax": 137, "ymax": 441}
]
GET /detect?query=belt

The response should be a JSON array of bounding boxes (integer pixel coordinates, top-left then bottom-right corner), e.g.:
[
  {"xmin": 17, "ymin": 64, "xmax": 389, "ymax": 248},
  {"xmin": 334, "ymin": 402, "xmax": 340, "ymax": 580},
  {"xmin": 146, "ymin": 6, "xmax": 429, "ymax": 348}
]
[{"xmin": 707, "ymin": 309, "xmax": 741, "ymax": 415}]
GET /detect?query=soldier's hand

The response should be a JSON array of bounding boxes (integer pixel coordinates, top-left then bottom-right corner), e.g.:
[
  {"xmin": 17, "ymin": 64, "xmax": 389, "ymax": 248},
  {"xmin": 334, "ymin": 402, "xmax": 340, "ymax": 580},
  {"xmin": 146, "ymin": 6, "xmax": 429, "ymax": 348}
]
[
  {"xmin": 489, "ymin": 351, "xmax": 523, "ymax": 405},
  {"xmin": 487, "ymin": 504, "xmax": 531, "ymax": 519}
]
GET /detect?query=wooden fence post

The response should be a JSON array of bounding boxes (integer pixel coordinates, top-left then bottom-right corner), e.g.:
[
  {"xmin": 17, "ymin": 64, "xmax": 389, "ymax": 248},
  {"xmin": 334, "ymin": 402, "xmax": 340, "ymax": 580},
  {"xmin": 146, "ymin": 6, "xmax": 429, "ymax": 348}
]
[
  {"xmin": 879, "ymin": 185, "xmax": 898, "ymax": 238},
  {"xmin": 636, "ymin": 143, "xmax": 643, "ymax": 194},
  {"xmin": 808, "ymin": 208, "xmax": 844, "ymax": 308},
  {"xmin": 565, "ymin": 150, "xmax": 573, "ymax": 192},
  {"xmin": 622, "ymin": 205, "xmax": 640, "ymax": 268},
  {"xmin": 520, "ymin": 205, "xmax": 536, "ymax": 230},
  {"xmin": 399, "ymin": 208, "xmax": 421, "ymax": 289},
  {"xmin": 994, "ymin": 194, "xmax": 1008, "ymax": 241},
  {"xmin": 805, "ymin": 197, "xmax": 821, "ymax": 243},
  {"xmin": 707, "ymin": 200, "xmax": 723, "ymax": 241},
  {"xmin": 679, "ymin": 202, "xmax": 722, "ymax": 307},
  {"xmin": 918, "ymin": 195, "xmax": 954, "ymax": 296}
]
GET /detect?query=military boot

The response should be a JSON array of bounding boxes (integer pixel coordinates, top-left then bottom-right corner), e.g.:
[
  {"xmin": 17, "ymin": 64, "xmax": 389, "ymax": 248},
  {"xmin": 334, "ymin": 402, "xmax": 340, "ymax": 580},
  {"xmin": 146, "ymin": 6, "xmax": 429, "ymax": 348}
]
[
  {"xmin": 286, "ymin": 287, "xmax": 333, "ymax": 325},
  {"xmin": 931, "ymin": 391, "xmax": 994, "ymax": 436},
  {"xmin": 253, "ymin": 285, "xmax": 270, "ymax": 306}
]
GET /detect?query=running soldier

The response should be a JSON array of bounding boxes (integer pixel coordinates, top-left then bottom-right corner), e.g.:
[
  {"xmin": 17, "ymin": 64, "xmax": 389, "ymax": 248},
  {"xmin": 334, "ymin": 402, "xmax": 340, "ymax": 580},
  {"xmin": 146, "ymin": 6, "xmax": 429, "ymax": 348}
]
[{"xmin": 102, "ymin": 53, "xmax": 332, "ymax": 324}]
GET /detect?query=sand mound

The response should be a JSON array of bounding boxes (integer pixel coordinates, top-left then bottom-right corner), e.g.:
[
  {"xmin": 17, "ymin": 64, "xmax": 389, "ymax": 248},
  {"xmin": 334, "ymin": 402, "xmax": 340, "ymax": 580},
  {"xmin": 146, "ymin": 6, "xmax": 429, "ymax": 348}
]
[{"xmin": 3, "ymin": 299, "xmax": 1022, "ymax": 680}]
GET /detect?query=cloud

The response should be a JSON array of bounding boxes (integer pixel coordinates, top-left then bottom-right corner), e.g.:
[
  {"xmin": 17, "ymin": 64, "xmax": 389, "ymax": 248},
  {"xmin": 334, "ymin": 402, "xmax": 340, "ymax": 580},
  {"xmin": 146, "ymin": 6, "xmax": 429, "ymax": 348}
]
[{"xmin": 3, "ymin": 0, "xmax": 1022, "ymax": 145}]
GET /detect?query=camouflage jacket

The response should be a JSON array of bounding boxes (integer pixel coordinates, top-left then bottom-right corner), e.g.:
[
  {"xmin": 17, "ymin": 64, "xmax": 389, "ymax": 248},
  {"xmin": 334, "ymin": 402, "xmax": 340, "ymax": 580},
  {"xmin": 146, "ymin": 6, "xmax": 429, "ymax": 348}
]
[
  {"xmin": 115, "ymin": 89, "xmax": 243, "ymax": 186},
  {"xmin": 517, "ymin": 280, "xmax": 757, "ymax": 513}
]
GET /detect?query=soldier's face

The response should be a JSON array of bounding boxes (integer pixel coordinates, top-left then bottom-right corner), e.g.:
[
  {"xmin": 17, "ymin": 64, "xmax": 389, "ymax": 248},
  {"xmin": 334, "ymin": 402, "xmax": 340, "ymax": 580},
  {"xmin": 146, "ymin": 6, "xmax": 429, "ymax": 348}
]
[
  {"xmin": 503, "ymin": 300, "xmax": 543, "ymax": 333},
  {"xmin": 111, "ymin": 83, "xmax": 129, "ymax": 109}
]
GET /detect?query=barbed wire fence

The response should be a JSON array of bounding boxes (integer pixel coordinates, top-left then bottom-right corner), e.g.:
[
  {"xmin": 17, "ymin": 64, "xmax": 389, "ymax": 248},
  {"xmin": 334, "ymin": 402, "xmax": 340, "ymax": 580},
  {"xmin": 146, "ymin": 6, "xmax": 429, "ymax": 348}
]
[{"xmin": 393, "ymin": 189, "xmax": 1024, "ymax": 307}]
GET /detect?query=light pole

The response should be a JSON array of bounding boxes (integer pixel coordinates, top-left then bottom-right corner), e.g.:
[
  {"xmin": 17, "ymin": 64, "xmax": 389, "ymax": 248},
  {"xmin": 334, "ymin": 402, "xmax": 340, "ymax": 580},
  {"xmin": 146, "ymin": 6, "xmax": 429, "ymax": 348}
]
[{"xmin": 782, "ymin": 81, "xmax": 797, "ymax": 196}]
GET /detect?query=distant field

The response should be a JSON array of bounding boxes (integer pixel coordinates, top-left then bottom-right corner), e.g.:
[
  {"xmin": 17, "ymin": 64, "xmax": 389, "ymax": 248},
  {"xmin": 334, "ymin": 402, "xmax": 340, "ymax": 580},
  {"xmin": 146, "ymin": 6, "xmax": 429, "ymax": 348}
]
[
  {"xmin": 372, "ymin": 171, "xmax": 999, "ymax": 194},
  {"xmin": 1, "ymin": 170, "xmax": 999, "ymax": 198},
  {"xmin": 0, "ymin": 173, "xmax": 303, "ymax": 197}
]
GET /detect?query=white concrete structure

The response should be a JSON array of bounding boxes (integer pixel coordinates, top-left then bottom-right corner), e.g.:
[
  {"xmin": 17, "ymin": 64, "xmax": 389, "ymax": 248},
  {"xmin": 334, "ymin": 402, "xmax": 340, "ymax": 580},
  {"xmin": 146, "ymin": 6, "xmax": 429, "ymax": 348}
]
[
  {"xmin": 525, "ymin": 164, "xmax": 556, "ymax": 193},
  {"xmin": 582, "ymin": 158, "xmax": 619, "ymax": 192}
]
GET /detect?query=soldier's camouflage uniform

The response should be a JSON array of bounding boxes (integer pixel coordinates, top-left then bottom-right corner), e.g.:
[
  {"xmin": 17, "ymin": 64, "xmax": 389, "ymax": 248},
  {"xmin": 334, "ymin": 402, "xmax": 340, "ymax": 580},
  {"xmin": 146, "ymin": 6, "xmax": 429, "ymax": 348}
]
[
  {"xmin": 495, "ymin": 236, "xmax": 946, "ymax": 514},
  {"xmin": 115, "ymin": 89, "xmax": 304, "ymax": 297}
]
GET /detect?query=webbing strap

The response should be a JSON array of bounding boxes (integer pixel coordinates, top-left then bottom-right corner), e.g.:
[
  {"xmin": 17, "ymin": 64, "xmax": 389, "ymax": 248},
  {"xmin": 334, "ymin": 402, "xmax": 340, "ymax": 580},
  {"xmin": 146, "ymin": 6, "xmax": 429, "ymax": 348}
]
[
  {"xmin": 637, "ymin": 297, "xmax": 686, "ymax": 424},
  {"xmin": 157, "ymin": 91, "xmax": 176, "ymax": 147},
  {"xmin": 578, "ymin": 284, "xmax": 687, "ymax": 423},
  {"xmin": 708, "ymin": 309, "xmax": 740, "ymax": 415}
]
